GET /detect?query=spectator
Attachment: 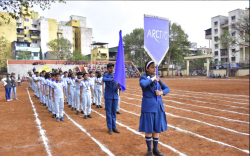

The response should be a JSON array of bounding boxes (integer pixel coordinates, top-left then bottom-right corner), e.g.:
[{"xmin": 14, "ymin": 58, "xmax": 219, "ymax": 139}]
[
  {"xmin": 212, "ymin": 74, "xmax": 215, "ymax": 78},
  {"xmin": 223, "ymin": 74, "xmax": 227, "ymax": 78},
  {"xmin": 1, "ymin": 73, "xmax": 12, "ymax": 101},
  {"xmin": 18, "ymin": 74, "xmax": 21, "ymax": 86},
  {"xmin": 218, "ymin": 74, "xmax": 221, "ymax": 78},
  {"xmin": 215, "ymin": 74, "xmax": 218, "ymax": 78}
]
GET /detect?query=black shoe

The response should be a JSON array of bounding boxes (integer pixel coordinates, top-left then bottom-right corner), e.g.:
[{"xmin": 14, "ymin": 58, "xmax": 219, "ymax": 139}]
[
  {"xmin": 96, "ymin": 105, "xmax": 100, "ymax": 108},
  {"xmin": 147, "ymin": 151, "xmax": 154, "ymax": 156},
  {"xmin": 87, "ymin": 114, "xmax": 92, "ymax": 118},
  {"xmin": 92, "ymin": 103, "xmax": 96, "ymax": 105},
  {"xmin": 69, "ymin": 105, "xmax": 72, "ymax": 108},
  {"xmin": 46, "ymin": 107, "xmax": 48, "ymax": 110},
  {"xmin": 81, "ymin": 110, "xmax": 84, "ymax": 114},
  {"xmin": 153, "ymin": 149, "xmax": 164, "ymax": 156},
  {"xmin": 116, "ymin": 111, "xmax": 121, "ymax": 114},
  {"xmin": 71, "ymin": 107, "xmax": 74, "ymax": 111},
  {"xmin": 43, "ymin": 104, "xmax": 46, "ymax": 106},
  {"xmin": 52, "ymin": 114, "xmax": 56, "ymax": 118},
  {"xmin": 74, "ymin": 108, "xmax": 76, "ymax": 110},
  {"xmin": 108, "ymin": 129, "xmax": 113, "ymax": 135},
  {"xmin": 67, "ymin": 102, "xmax": 68, "ymax": 104},
  {"xmin": 40, "ymin": 102, "xmax": 42, "ymax": 104},
  {"xmin": 112, "ymin": 128, "xmax": 120, "ymax": 133},
  {"xmin": 99, "ymin": 105, "xmax": 103, "ymax": 108},
  {"xmin": 84, "ymin": 115, "xmax": 88, "ymax": 119},
  {"xmin": 77, "ymin": 111, "xmax": 79, "ymax": 115},
  {"xmin": 68, "ymin": 105, "xmax": 71, "ymax": 108}
]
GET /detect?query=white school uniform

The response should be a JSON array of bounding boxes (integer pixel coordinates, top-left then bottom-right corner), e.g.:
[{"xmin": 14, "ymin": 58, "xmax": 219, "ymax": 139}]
[
  {"xmin": 67, "ymin": 78, "xmax": 76, "ymax": 108},
  {"xmin": 32, "ymin": 74, "xmax": 36, "ymax": 91},
  {"xmin": 33, "ymin": 76, "xmax": 40, "ymax": 98},
  {"xmin": 46, "ymin": 78, "xmax": 51, "ymax": 111},
  {"xmin": 94, "ymin": 77, "xmax": 103, "ymax": 106},
  {"xmin": 62, "ymin": 76, "xmax": 68, "ymax": 103},
  {"xmin": 80, "ymin": 79, "xmax": 92, "ymax": 115},
  {"xmin": 51, "ymin": 80, "xmax": 65, "ymax": 118},
  {"xmin": 50, "ymin": 79, "xmax": 56, "ymax": 115},
  {"xmin": 41, "ymin": 76, "xmax": 46, "ymax": 104},
  {"xmin": 89, "ymin": 76, "xmax": 95, "ymax": 104},
  {"xmin": 75, "ymin": 78, "xmax": 82, "ymax": 111}
]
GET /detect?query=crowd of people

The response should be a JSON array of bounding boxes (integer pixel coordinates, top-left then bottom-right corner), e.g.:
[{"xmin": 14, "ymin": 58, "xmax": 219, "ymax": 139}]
[{"xmin": 209, "ymin": 73, "xmax": 228, "ymax": 78}]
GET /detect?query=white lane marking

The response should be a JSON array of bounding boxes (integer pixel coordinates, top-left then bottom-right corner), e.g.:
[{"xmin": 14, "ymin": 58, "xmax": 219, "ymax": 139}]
[
  {"xmin": 119, "ymin": 107, "xmax": 249, "ymax": 154},
  {"xmin": 91, "ymin": 109, "xmax": 187, "ymax": 156},
  {"xmin": 126, "ymin": 89, "xmax": 249, "ymax": 110},
  {"xmin": 124, "ymin": 92, "xmax": 250, "ymax": 116},
  {"xmin": 122, "ymin": 96, "xmax": 250, "ymax": 124},
  {"xmin": 120, "ymin": 101, "xmax": 249, "ymax": 136},
  {"xmin": 27, "ymin": 88, "xmax": 52, "ymax": 156},
  {"xmin": 126, "ymin": 88, "xmax": 249, "ymax": 105},
  {"xmin": 64, "ymin": 113, "xmax": 115, "ymax": 156}
]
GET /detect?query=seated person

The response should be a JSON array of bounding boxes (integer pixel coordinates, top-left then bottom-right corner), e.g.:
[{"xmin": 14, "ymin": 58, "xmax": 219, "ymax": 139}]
[
  {"xmin": 180, "ymin": 72, "xmax": 182, "ymax": 77},
  {"xmin": 223, "ymin": 74, "xmax": 227, "ymax": 78},
  {"xmin": 212, "ymin": 74, "xmax": 215, "ymax": 78},
  {"xmin": 218, "ymin": 74, "xmax": 221, "ymax": 78},
  {"xmin": 215, "ymin": 74, "xmax": 218, "ymax": 78}
]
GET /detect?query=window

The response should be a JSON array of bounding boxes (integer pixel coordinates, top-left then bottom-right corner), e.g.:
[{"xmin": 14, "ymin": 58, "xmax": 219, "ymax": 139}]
[
  {"xmin": 25, "ymin": 26, "xmax": 29, "ymax": 29},
  {"xmin": 214, "ymin": 44, "xmax": 218, "ymax": 49},
  {"xmin": 17, "ymin": 39, "xmax": 23, "ymax": 42},
  {"xmin": 221, "ymin": 58, "xmax": 228, "ymax": 62},
  {"xmin": 32, "ymin": 25, "xmax": 37, "ymax": 28},
  {"xmin": 24, "ymin": 40, "xmax": 29, "ymax": 42},
  {"xmin": 75, "ymin": 21, "xmax": 77, "ymax": 23},
  {"xmin": 214, "ymin": 21, "xmax": 218, "ymax": 26},
  {"xmin": 214, "ymin": 29, "xmax": 218, "ymax": 34},
  {"xmin": 231, "ymin": 57, "xmax": 235, "ymax": 61},
  {"xmin": 231, "ymin": 16, "xmax": 236, "ymax": 21},
  {"xmin": 39, "ymin": 23, "xmax": 40, "ymax": 26},
  {"xmin": 232, "ymin": 32, "xmax": 236, "ymax": 36},
  {"xmin": 215, "ymin": 59, "xmax": 218, "ymax": 62},
  {"xmin": 214, "ymin": 51, "xmax": 218, "ymax": 56},
  {"xmin": 214, "ymin": 36, "xmax": 218, "ymax": 42},
  {"xmin": 34, "ymin": 52, "xmax": 38, "ymax": 57},
  {"xmin": 231, "ymin": 49, "xmax": 235, "ymax": 52},
  {"xmin": 24, "ymin": 18, "xmax": 29, "ymax": 22},
  {"xmin": 32, "ymin": 40, "xmax": 37, "ymax": 44},
  {"xmin": 25, "ymin": 34, "xmax": 30, "ymax": 37}
]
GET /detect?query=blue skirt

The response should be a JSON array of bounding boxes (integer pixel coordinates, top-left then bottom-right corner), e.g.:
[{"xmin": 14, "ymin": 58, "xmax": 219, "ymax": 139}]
[{"xmin": 139, "ymin": 106, "xmax": 167, "ymax": 133}]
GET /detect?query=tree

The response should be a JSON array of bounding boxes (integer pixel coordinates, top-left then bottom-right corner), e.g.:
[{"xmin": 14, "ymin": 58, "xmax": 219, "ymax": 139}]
[
  {"xmin": 123, "ymin": 28, "xmax": 150, "ymax": 72},
  {"xmin": 231, "ymin": 9, "xmax": 249, "ymax": 46},
  {"xmin": 39, "ymin": 46, "xmax": 43, "ymax": 60},
  {"xmin": 218, "ymin": 29, "xmax": 236, "ymax": 77},
  {"xmin": 0, "ymin": 36, "xmax": 12, "ymax": 68},
  {"xmin": 0, "ymin": 0, "xmax": 65, "ymax": 26},
  {"xmin": 189, "ymin": 50, "xmax": 206, "ymax": 70},
  {"xmin": 164, "ymin": 22, "xmax": 190, "ymax": 76},
  {"xmin": 47, "ymin": 37, "xmax": 72, "ymax": 60},
  {"xmin": 17, "ymin": 50, "xmax": 31, "ymax": 60}
]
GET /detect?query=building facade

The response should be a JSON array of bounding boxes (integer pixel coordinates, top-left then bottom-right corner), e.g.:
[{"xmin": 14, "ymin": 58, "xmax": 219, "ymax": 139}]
[
  {"xmin": 205, "ymin": 8, "xmax": 249, "ymax": 65},
  {"xmin": 0, "ymin": 8, "xmax": 92, "ymax": 60}
]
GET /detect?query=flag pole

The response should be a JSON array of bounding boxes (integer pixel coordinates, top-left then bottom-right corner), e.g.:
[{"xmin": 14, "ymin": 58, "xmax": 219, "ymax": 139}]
[{"xmin": 156, "ymin": 64, "xmax": 159, "ymax": 102}]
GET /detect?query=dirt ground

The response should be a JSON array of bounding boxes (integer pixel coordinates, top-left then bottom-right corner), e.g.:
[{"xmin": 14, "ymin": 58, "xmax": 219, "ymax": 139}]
[{"xmin": 0, "ymin": 76, "xmax": 249, "ymax": 156}]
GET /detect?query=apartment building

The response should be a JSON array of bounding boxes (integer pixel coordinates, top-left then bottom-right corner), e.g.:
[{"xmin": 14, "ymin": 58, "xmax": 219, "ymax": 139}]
[
  {"xmin": 0, "ymin": 8, "xmax": 92, "ymax": 60},
  {"xmin": 205, "ymin": 8, "xmax": 249, "ymax": 66}
]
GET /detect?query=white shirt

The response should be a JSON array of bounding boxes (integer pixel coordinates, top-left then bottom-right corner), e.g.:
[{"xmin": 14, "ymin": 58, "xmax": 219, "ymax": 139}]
[
  {"xmin": 62, "ymin": 76, "xmax": 68, "ymax": 88},
  {"xmin": 67, "ymin": 78, "xmax": 76, "ymax": 90},
  {"xmin": 89, "ymin": 76, "xmax": 95, "ymax": 88},
  {"xmin": 75, "ymin": 78, "xmax": 82, "ymax": 90},
  {"xmin": 80, "ymin": 79, "xmax": 92, "ymax": 94},
  {"xmin": 95, "ymin": 77, "xmax": 103, "ymax": 90},
  {"xmin": 33, "ymin": 76, "xmax": 40, "ymax": 89},
  {"xmin": 51, "ymin": 80, "xmax": 65, "ymax": 99},
  {"xmin": 49, "ymin": 79, "xmax": 55, "ymax": 97}
]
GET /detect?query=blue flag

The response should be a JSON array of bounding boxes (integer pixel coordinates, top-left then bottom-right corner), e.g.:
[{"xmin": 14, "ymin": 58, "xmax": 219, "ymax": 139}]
[{"xmin": 114, "ymin": 30, "xmax": 126, "ymax": 92}]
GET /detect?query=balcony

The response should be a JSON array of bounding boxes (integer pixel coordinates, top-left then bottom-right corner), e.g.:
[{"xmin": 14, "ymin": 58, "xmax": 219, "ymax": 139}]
[
  {"xmin": 57, "ymin": 29, "xmax": 63, "ymax": 34},
  {"xmin": 221, "ymin": 23, "xmax": 229, "ymax": 29},
  {"xmin": 31, "ymin": 35, "xmax": 40, "ymax": 39},
  {"xmin": 17, "ymin": 32, "xmax": 25, "ymax": 38},
  {"xmin": 205, "ymin": 28, "xmax": 211, "ymax": 39}
]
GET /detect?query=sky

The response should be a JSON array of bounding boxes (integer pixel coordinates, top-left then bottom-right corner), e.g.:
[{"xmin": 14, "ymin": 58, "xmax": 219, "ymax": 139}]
[{"xmin": 5, "ymin": 1, "xmax": 250, "ymax": 48}]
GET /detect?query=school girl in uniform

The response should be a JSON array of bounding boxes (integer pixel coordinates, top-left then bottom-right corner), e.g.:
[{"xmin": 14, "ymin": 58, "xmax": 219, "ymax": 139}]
[
  {"xmin": 42, "ymin": 71, "xmax": 47, "ymax": 106},
  {"xmin": 44, "ymin": 73, "xmax": 51, "ymax": 113},
  {"xmin": 75, "ymin": 72, "xmax": 83, "ymax": 115},
  {"xmin": 33, "ymin": 72, "xmax": 40, "ymax": 99},
  {"xmin": 139, "ymin": 61, "xmax": 170, "ymax": 156},
  {"xmin": 68, "ymin": 73, "xmax": 76, "ymax": 110},
  {"xmin": 32, "ymin": 69, "xmax": 36, "ymax": 93},
  {"xmin": 62, "ymin": 71, "xmax": 68, "ymax": 104},
  {"xmin": 52, "ymin": 73, "xmax": 66, "ymax": 122},
  {"xmin": 67, "ymin": 72, "xmax": 72, "ymax": 107},
  {"xmin": 89, "ymin": 71, "xmax": 96, "ymax": 105},
  {"xmin": 50, "ymin": 73, "xmax": 56, "ymax": 118},
  {"xmin": 80, "ymin": 73, "xmax": 93, "ymax": 119},
  {"xmin": 94, "ymin": 71, "xmax": 103, "ymax": 108}
]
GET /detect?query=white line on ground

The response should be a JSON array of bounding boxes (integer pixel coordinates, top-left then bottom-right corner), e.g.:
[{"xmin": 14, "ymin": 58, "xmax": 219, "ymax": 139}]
[
  {"xmin": 64, "ymin": 113, "xmax": 115, "ymax": 156},
  {"xmin": 92, "ymin": 109, "xmax": 187, "ymax": 156},
  {"xmin": 120, "ymin": 101, "xmax": 249, "ymax": 136},
  {"xmin": 119, "ymin": 107, "xmax": 249, "ymax": 154},
  {"xmin": 27, "ymin": 88, "xmax": 52, "ymax": 156},
  {"xmin": 122, "ymin": 95, "xmax": 250, "ymax": 124}
]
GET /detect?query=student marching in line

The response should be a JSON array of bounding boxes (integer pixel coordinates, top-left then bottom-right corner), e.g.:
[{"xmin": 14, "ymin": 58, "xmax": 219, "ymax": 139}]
[
  {"xmin": 66, "ymin": 72, "xmax": 72, "ymax": 105},
  {"xmin": 103, "ymin": 63, "xmax": 121, "ymax": 134},
  {"xmin": 33, "ymin": 72, "xmax": 40, "ymax": 99},
  {"xmin": 44, "ymin": 73, "xmax": 51, "ymax": 113},
  {"xmin": 32, "ymin": 69, "xmax": 36, "ymax": 93},
  {"xmin": 50, "ymin": 73, "xmax": 56, "ymax": 118},
  {"xmin": 89, "ymin": 71, "xmax": 96, "ymax": 105},
  {"xmin": 68, "ymin": 72, "xmax": 76, "ymax": 110},
  {"xmin": 39, "ymin": 72, "xmax": 44, "ymax": 105},
  {"xmin": 75, "ymin": 72, "xmax": 83, "ymax": 115},
  {"xmin": 62, "ymin": 71, "xmax": 68, "ymax": 104},
  {"xmin": 139, "ymin": 61, "xmax": 170, "ymax": 156},
  {"xmin": 52, "ymin": 73, "xmax": 66, "ymax": 122},
  {"xmin": 94, "ymin": 71, "xmax": 103, "ymax": 108},
  {"xmin": 80, "ymin": 73, "xmax": 93, "ymax": 119}
]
